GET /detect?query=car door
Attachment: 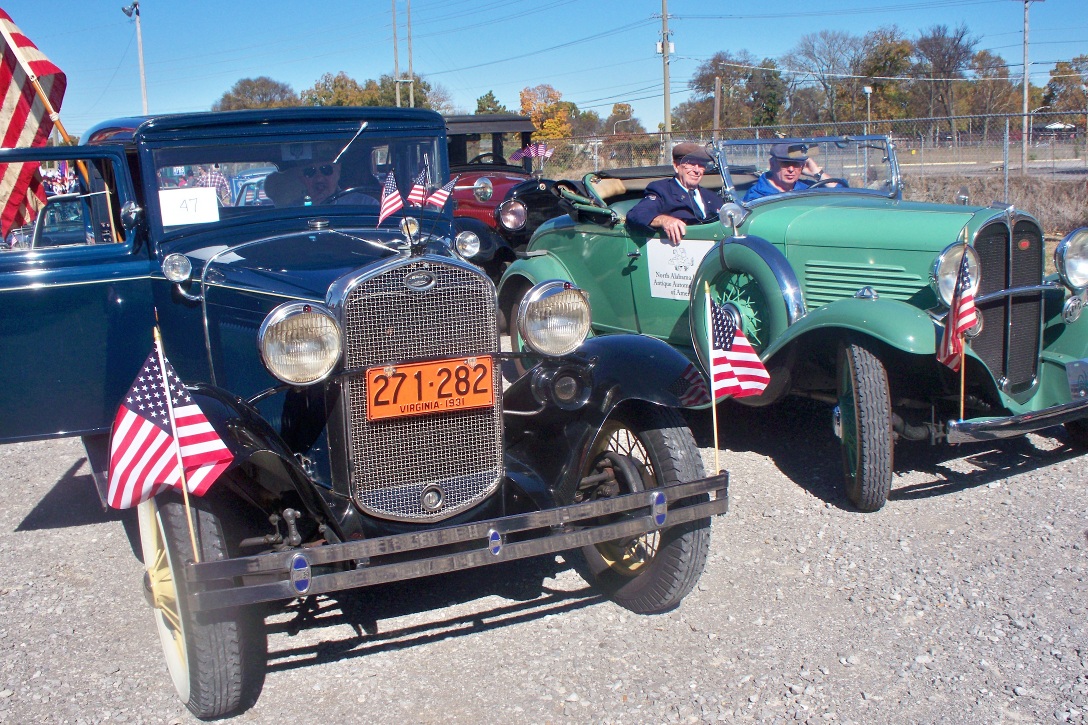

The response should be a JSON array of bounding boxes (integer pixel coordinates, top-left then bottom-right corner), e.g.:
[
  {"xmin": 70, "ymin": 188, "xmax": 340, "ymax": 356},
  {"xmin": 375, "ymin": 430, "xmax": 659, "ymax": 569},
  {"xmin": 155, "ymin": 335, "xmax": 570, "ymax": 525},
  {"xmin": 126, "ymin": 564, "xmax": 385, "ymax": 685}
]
[{"xmin": 0, "ymin": 146, "xmax": 155, "ymax": 442}]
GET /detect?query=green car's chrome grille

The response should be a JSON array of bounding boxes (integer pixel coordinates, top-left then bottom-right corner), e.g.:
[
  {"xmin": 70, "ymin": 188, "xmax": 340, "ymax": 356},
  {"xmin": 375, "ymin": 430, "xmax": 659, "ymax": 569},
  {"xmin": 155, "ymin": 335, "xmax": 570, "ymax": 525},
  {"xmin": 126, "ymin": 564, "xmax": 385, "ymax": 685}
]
[
  {"xmin": 803, "ymin": 261, "xmax": 923, "ymax": 306},
  {"xmin": 339, "ymin": 259, "xmax": 503, "ymax": 523}
]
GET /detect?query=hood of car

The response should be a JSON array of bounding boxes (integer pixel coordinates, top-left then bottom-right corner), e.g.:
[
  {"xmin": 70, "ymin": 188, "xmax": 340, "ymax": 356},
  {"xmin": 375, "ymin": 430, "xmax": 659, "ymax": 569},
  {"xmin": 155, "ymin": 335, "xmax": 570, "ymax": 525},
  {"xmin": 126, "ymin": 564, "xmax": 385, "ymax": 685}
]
[
  {"xmin": 180, "ymin": 228, "xmax": 408, "ymax": 302},
  {"xmin": 745, "ymin": 195, "xmax": 984, "ymax": 253}
]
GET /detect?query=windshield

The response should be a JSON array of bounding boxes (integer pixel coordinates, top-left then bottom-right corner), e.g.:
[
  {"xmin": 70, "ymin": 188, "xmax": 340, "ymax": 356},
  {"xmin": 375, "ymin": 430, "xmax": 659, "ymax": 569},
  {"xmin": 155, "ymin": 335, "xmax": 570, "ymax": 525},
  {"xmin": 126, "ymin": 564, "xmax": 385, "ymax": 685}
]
[
  {"xmin": 713, "ymin": 136, "xmax": 899, "ymax": 201},
  {"xmin": 150, "ymin": 132, "xmax": 445, "ymax": 236}
]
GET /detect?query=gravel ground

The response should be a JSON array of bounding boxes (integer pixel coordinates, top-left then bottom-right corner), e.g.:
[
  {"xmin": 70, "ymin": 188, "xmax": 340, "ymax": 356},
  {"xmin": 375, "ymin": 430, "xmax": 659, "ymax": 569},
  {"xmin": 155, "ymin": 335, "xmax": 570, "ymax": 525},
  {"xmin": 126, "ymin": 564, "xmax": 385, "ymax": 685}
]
[{"xmin": 0, "ymin": 397, "xmax": 1085, "ymax": 724}]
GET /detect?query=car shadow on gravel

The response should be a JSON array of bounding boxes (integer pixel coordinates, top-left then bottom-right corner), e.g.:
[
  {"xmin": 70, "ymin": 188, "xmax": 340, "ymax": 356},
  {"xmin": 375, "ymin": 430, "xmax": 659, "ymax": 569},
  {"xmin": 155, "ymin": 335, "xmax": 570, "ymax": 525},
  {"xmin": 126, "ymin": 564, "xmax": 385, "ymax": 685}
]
[
  {"xmin": 260, "ymin": 555, "xmax": 604, "ymax": 674},
  {"xmin": 15, "ymin": 457, "xmax": 125, "ymax": 531},
  {"xmin": 684, "ymin": 399, "xmax": 1086, "ymax": 511}
]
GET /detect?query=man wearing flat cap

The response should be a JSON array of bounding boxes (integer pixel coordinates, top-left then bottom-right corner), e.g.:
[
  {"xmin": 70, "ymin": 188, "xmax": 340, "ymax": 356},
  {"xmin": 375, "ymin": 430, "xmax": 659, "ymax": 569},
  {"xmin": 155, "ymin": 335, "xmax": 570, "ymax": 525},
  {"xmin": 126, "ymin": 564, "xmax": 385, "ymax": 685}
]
[
  {"xmin": 627, "ymin": 142, "xmax": 724, "ymax": 245},
  {"xmin": 742, "ymin": 143, "xmax": 827, "ymax": 201}
]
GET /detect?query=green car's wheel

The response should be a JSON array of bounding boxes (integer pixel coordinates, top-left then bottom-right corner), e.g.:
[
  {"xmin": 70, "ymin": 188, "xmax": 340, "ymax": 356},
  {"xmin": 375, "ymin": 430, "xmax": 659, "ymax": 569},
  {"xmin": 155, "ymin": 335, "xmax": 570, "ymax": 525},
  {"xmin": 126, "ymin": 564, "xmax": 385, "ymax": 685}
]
[
  {"xmin": 836, "ymin": 343, "xmax": 893, "ymax": 511},
  {"xmin": 575, "ymin": 407, "xmax": 711, "ymax": 614},
  {"xmin": 139, "ymin": 495, "xmax": 257, "ymax": 719},
  {"xmin": 712, "ymin": 269, "xmax": 772, "ymax": 351}
]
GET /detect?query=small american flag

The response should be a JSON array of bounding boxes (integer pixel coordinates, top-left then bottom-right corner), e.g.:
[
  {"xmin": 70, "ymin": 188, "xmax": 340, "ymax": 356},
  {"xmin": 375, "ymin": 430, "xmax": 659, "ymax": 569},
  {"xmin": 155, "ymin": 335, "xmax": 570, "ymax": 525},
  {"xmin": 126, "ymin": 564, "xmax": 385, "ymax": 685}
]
[
  {"xmin": 0, "ymin": 9, "xmax": 66, "ymax": 238},
  {"xmin": 937, "ymin": 252, "xmax": 978, "ymax": 370},
  {"xmin": 510, "ymin": 143, "xmax": 552, "ymax": 161},
  {"xmin": 707, "ymin": 297, "xmax": 770, "ymax": 400},
  {"xmin": 425, "ymin": 175, "xmax": 458, "ymax": 209},
  {"xmin": 106, "ymin": 341, "xmax": 233, "ymax": 509},
  {"xmin": 406, "ymin": 165, "xmax": 428, "ymax": 206},
  {"xmin": 378, "ymin": 170, "xmax": 404, "ymax": 224}
]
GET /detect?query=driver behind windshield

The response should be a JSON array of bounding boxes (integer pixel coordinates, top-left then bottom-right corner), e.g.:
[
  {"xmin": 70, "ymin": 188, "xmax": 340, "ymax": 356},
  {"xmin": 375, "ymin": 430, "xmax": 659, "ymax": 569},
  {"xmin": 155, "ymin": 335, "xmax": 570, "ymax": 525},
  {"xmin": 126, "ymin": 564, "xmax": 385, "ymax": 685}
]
[
  {"xmin": 627, "ymin": 143, "xmax": 724, "ymax": 246},
  {"xmin": 742, "ymin": 143, "xmax": 826, "ymax": 201}
]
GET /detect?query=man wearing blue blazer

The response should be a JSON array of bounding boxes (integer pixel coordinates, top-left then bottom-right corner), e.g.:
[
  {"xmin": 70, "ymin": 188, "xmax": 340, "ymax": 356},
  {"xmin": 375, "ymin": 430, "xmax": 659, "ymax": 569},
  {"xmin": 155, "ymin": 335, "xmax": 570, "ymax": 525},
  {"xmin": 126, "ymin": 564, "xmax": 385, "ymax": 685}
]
[{"xmin": 627, "ymin": 142, "xmax": 724, "ymax": 246}]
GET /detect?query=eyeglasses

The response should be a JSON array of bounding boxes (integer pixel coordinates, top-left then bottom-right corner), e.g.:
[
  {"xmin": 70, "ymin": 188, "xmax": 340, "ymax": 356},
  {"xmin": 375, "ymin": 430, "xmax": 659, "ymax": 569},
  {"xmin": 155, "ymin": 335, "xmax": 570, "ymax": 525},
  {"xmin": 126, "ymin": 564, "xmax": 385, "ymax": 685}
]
[
  {"xmin": 777, "ymin": 160, "xmax": 805, "ymax": 169},
  {"xmin": 303, "ymin": 164, "xmax": 335, "ymax": 178}
]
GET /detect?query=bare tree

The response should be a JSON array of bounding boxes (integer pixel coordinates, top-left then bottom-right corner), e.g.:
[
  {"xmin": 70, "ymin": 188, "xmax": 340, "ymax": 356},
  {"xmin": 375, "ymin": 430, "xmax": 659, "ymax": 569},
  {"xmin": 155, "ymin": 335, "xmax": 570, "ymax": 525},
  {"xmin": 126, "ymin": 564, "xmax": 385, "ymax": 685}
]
[
  {"xmin": 913, "ymin": 24, "xmax": 978, "ymax": 138},
  {"xmin": 792, "ymin": 30, "xmax": 860, "ymax": 125},
  {"xmin": 968, "ymin": 50, "xmax": 1019, "ymax": 141}
]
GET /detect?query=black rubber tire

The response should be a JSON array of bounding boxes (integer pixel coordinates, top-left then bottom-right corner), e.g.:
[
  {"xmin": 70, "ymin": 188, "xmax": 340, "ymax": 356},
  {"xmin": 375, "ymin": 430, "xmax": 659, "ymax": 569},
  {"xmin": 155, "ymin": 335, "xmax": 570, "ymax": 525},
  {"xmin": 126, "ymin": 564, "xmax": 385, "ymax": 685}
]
[
  {"xmin": 576, "ymin": 406, "xmax": 711, "ymax": 614},
  {"xmin": 837, "ymin": 343, "xmax": 894, "ymax": 512},
  {"xmin": 1064, "ymin": 418, "xmax": 1088, "ymax": 449},
  {"xmin": 139, "ymin": 494, "xmax": 257, "ymax": 719}
]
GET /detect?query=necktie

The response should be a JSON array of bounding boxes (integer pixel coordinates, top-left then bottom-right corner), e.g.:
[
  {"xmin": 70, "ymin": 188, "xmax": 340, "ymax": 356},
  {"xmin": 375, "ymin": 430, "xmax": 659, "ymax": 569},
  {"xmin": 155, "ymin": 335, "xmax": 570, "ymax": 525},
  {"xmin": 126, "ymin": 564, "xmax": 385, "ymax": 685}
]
[{"xmin": 690, "ymin": 189, "xmax": 704, "ymax": 220}]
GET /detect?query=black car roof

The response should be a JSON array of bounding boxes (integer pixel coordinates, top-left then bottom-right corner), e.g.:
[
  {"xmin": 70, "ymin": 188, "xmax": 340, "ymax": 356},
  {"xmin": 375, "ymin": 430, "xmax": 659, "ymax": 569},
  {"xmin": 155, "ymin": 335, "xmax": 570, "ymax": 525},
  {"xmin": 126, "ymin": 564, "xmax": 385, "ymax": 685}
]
[
  {"xmin": 84, "ymin": 106, "xmax": 446, "ymax": 147},
  {"xmin": 443, "ymin": 114, "xmax": 535, "ymax": 135}
]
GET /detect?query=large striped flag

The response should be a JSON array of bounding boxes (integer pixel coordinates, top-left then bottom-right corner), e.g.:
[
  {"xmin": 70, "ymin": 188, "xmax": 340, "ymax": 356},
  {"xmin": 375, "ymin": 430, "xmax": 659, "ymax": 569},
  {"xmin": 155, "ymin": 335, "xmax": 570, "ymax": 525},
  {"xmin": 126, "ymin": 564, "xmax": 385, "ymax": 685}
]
[
  {"xmin": 706, "ymin": 296, "xmax": 770, "ymax": 400},
  {"xmin": 937, "ymin": 251, "xmax": 978, "ymax": 371},
  {"xmin": 0, "ymin": 9, "xmax": 66, "ymax": 237},
  {"xmin": 424, "ymin": 175, "xmax": 458, "ymax": 209},
  {"xmin": 106, "ymin": 341, "xmax": 233, "ymax": 509},
  {"xmin": 377, "ymin": 170, "xmax": 404, "ymax": 224}
]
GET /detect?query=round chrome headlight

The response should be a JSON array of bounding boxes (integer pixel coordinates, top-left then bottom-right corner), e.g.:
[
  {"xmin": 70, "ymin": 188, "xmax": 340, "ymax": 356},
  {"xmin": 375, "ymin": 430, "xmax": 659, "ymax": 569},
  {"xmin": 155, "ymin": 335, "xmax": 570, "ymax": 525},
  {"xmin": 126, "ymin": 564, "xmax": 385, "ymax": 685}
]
[
  {"xmin": 1056, "ymin": 228, "xmax": 1088, "ymax": 291},
  {"xmin": 473, "ymin": 177, "xmax": 493, "ymax": 202},
  {"xmin": 454, "ymin": 230, "xmax": 481, "ymax": 259},
  {"xmin": 162, "ymin": 253, "xmax": 192, "ymax": 283},
  {"xmin": 259, "ymin": 302, "xmax": 342, "ymax": 385},
  {"xmin": 931, "ymin": 243, "xmax": 981, "ymax": 306},
  {"xmin": 517, "ymin": 281, "xmax": 591, "ymax": 357},
  {"xmin": 498, "ymin": 199, "xmax": 527, "ymax": 231}
]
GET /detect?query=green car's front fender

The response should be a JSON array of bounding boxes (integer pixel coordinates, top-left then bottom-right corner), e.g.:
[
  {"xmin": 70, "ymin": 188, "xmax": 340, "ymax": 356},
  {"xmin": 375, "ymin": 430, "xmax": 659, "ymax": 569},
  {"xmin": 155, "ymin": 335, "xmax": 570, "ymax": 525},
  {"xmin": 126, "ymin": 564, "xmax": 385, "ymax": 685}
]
[
  {"xmin": 762, "ymin": 297, "xmax": 939, "ymax": 361},
  {"xmin": 497, "ymin": 253, "xmax": 575, "ymax": 319}
]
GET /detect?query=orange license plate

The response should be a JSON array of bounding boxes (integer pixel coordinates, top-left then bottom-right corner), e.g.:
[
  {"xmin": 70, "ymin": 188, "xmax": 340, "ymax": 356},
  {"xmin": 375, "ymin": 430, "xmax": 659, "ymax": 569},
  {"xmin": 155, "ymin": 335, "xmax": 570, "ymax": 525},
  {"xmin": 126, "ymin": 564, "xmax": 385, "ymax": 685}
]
[{"xmin": 366, "ymin": 355, "xmax": 495, "ymax": 421}]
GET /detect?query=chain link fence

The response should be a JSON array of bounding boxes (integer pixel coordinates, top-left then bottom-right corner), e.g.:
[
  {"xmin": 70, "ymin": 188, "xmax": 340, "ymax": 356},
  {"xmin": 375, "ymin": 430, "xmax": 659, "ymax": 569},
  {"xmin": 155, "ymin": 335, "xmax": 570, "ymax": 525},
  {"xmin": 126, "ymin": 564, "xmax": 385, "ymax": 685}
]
[{"xmin": 534, "ymin": 111, "xmax": 1088, "ymax": 235}]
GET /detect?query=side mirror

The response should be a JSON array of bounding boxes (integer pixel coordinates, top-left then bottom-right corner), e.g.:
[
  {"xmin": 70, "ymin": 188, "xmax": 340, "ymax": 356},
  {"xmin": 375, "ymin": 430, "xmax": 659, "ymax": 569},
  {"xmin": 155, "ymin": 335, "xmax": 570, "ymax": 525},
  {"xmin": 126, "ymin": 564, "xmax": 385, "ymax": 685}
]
[
  {"xmin": 717, "ymin": 202, "xmax": 748, "ymax": 236},
  {"xmin": 120, "ymin": 201, "xmax": 143, "ymax": 230}
]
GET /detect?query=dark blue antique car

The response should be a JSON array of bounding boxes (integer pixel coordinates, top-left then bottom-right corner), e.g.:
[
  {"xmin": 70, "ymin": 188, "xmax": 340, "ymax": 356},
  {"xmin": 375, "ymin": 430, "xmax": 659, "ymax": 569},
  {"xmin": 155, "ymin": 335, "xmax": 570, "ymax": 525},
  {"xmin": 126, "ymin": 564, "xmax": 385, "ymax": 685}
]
[{"xmin": 0, "ymin": 107, "xmax": 727, "ymax": 718}]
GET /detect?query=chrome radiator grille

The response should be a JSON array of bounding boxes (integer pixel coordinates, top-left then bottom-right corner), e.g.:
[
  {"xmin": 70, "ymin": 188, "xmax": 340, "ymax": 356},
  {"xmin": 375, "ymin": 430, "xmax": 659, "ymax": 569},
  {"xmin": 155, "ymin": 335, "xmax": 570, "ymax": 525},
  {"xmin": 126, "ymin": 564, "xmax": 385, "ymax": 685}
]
[
  {"xmin": 340, "ymin": 258, "xmax": 503, "ymax": 521},
  {"xmin": 971, "ymin": 220, "xmax": 1043, "ymax": 394}
]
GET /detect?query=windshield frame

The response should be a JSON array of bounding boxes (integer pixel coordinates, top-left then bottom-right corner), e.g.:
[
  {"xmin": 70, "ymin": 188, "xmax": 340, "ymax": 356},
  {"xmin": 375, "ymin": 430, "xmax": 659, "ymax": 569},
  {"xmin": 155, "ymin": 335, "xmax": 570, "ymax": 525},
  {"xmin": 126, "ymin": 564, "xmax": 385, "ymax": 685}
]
[{"xmin": 712, "ymin": 135, "xmax": 901, "ymax": 203}]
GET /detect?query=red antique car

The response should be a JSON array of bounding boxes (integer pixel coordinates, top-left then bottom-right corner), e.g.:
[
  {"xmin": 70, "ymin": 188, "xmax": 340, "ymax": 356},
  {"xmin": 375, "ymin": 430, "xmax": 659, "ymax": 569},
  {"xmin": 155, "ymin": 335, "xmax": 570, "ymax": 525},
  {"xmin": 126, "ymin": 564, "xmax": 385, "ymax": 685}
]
[{"xmin": 445, "ymin": 114, "xmax": 536, "ymax": 278}]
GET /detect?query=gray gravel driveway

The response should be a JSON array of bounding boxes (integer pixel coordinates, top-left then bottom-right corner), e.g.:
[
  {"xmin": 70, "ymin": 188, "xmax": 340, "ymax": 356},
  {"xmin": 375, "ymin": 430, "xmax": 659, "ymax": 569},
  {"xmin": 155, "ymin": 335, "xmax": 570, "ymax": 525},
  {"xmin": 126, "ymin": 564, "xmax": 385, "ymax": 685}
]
[{"xmin": 0, "ymin": 398, "xmax": 1084, "ymax": 724}]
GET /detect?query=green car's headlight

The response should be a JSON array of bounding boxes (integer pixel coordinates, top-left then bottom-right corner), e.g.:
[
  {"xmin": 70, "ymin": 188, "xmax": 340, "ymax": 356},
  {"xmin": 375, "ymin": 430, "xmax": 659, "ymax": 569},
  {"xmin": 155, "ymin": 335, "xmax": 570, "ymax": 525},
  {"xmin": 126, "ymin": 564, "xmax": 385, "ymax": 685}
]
[
  {"xmin": 517, "ymin": 281, "xmax": 591, "ymax": 357},
  {"xmin": 259, "ymin": 302, "xmax": 342, "ymax": 385},
  {"xmin": 931, "ymin": 243, "xmax": 980, "ymax": 306},
  {"xmin": 1056, "ymin": 228, "xmax": 1088, "ymax": 291}
]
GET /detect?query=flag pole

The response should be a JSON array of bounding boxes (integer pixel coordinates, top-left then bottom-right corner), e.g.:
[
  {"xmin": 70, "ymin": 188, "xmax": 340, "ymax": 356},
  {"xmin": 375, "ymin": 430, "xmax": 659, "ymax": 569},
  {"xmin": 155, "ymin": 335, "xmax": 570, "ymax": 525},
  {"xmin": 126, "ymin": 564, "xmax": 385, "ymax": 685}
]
[
  {"xmin": 957, "ymin": 226, "xmax": 969, "ymax": 422},
  {"xmin": 705, "ymin": 282, "xmax": 721, "ymax": 474},
  {"xmin": 152, "ymin": 323, "xmax": 201, "ymax": 563}
]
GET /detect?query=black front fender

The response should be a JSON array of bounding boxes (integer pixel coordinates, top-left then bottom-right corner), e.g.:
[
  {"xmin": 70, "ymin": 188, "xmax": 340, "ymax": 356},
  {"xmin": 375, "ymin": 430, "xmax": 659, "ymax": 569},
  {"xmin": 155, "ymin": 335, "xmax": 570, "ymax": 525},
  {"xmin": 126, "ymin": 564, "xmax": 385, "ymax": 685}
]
[{"xmin": 504, "ymin": 334, "xmax": 702, "ymax": 507}]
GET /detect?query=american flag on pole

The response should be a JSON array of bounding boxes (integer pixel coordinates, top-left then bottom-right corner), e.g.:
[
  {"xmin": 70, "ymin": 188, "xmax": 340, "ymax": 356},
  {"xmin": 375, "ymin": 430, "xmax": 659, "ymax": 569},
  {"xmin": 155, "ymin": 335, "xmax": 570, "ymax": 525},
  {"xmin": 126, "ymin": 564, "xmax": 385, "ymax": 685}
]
[
  {"xmin": 106, "ymin": 341, "xmax": 233, "ymax": 509},
  {"xmin": 377, "ymin": 170, "xmax": 404, "ymax": 224},
  {"xmin": 937, "ymin": 251, "xmax": 978, "ymax": 371},
  {"xmin": 0, "ymin": 9, "xmax": 67, "ymax": 237},
  {"xmin": 406, "ymin": 165, "xmax": 428, "ymax": 207},
  {"xmin": 425, "ymin": 175, "xmax": 458, "ymax": 209},
  {"xmin": 510, "ymin": 143, "xmax": 552, "ymax": 161},
  {"xmin": 706, "ymin": 296, "xmax": 770, "ymax": 400}
]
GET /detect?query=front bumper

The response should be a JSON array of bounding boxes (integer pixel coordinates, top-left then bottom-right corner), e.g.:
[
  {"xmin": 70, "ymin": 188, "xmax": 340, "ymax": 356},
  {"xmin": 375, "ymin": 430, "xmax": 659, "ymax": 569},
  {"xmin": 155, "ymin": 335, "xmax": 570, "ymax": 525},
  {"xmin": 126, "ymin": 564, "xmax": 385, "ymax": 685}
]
[
  {"xmin": 947, "ymin": 397, "xmax": 1088, "ymax": 444},
  {"xmin": 185, "ymin": 473, "xmax": 729, "ymax": 612}
]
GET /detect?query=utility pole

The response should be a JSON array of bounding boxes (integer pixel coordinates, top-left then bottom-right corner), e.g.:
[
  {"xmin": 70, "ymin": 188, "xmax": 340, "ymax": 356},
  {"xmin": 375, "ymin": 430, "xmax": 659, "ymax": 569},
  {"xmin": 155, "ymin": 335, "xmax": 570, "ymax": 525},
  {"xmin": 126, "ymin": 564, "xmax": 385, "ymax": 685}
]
[
  {"xmin": 660, "ymin": 0, "xmax": 672, "ymax": 162},
  {"xmin": 406, "ymin": 0, "xmax": 414, "ymax": 108},
  {"xmin": 712, "ymin": 76, "xmax": 722, "ymax": 142},
  {"xmin": 392, "ymin": 0, "xmax": 401, "ymax": 107},
  {"xmin": 1015, "ymin": 0, "xmax": 1044, "ymax": 175}
]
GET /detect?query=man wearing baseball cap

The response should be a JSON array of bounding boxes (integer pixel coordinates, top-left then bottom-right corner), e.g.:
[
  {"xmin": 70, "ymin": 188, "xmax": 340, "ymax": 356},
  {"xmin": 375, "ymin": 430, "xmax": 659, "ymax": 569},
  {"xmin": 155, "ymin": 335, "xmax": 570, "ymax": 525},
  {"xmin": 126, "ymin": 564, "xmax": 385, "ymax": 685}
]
[
  {"xmin": 742, "ymin": 143, "xmax": 826, "ymax": 201},
  {"xmin": 627, "ymin": 142, "xmax": 724, "ymax": 245}
]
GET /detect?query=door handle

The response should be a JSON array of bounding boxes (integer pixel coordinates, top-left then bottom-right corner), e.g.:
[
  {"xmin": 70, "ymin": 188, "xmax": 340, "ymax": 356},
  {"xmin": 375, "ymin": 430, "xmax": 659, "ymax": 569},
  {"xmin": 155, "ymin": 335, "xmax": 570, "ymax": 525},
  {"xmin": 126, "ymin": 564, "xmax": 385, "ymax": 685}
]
[{"xmin": 627, "ymin": 251, "xmax": 641, "ymax": 259}]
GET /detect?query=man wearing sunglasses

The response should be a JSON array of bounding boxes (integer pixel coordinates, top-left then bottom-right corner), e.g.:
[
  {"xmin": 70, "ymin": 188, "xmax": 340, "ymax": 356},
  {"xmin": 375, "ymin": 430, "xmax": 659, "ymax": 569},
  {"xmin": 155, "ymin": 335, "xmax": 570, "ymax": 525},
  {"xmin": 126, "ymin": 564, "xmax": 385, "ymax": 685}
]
[
  {"xmin": 742, "ymin": 143, "xmax": 826, "ymax": 201},
  {"xmin": 627, "ymin": 143, "xmax": 724, "ymax": 246}
]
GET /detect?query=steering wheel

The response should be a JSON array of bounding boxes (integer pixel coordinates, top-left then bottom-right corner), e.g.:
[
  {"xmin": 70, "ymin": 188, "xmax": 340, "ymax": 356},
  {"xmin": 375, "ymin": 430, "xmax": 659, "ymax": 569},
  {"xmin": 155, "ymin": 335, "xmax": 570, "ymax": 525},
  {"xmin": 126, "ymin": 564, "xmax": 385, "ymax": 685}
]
[
  {"xmin": 807, "ymin": 177, "xmax": 848, "ymax": 189},
  {"xmin": 323, "ymin": 186, "xmax": 378, "ymax": 205},
  {"xmin": 467, "ymin": 152, "xmax": 502, "ymax": 165}
]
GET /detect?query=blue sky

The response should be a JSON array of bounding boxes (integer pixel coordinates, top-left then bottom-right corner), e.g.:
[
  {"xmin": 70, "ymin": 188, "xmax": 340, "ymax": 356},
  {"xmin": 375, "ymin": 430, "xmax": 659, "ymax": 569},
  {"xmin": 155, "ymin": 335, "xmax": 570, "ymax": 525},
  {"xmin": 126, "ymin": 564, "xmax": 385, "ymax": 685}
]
[{"xmin": 6, "ymin": 0, "xmax": 1086, "ymax": 137}]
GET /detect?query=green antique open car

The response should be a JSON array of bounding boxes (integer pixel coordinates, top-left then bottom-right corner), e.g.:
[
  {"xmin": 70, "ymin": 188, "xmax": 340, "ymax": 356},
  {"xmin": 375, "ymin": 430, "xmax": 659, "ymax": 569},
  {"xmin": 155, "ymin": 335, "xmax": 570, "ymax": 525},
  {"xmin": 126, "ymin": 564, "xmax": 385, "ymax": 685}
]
[{"xmin": 498, "ymin": 135, "xmax": 1088, "ymax": 511}]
